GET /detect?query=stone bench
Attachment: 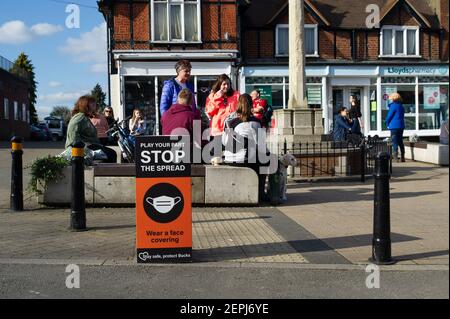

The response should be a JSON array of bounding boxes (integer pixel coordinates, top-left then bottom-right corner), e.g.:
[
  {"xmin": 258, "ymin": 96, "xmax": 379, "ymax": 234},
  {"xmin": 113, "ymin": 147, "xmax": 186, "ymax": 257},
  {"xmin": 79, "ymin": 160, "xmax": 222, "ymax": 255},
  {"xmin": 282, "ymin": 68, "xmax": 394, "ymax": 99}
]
[
  {"xmin": 404, "ymin": 142, "xmax": 449, "ymax": 166},
  {"xmin": 37, "ymin": 164, "xmax": 259, "ymax": 206}
]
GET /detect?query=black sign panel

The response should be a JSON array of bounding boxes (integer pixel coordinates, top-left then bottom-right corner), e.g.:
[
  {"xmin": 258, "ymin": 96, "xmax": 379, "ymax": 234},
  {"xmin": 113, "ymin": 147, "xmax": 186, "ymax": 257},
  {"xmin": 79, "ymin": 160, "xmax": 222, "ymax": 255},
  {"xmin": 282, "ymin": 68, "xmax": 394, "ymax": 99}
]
[{"xmin": 135, "ymin": 136, "xmax": 191, "ymax": 178}]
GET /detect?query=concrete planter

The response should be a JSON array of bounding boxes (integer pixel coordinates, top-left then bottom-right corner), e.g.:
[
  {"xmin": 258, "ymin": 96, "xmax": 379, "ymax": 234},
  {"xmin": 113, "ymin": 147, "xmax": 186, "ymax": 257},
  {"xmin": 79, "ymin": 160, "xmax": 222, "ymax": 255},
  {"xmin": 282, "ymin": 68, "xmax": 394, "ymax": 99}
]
[{"xmin": 38, "ymin": 165, "xmax": 258, "ymax": 206}]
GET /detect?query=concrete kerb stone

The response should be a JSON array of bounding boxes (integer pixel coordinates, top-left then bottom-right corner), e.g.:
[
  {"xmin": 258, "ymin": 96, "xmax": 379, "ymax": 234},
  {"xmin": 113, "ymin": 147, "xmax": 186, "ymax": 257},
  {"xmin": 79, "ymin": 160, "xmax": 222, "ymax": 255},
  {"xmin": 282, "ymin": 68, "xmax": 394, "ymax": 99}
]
[{"xmin": 0, "ymin": 258, "xmax": 447, "ymax": 272}]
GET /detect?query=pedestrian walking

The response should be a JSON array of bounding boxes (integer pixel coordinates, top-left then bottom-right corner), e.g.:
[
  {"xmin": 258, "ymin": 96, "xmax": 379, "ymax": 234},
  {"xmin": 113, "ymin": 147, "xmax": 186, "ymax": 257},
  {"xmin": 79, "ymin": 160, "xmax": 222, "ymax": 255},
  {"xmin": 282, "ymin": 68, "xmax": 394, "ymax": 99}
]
[{"xmin": 385, "ymin": 92, "xmax": 406, "ymax": 162}]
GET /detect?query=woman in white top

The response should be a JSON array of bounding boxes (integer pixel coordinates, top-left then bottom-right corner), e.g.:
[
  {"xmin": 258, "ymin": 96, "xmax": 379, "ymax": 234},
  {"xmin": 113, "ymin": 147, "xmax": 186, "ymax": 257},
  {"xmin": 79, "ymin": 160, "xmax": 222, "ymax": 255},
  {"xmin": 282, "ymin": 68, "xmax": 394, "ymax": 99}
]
[{"xmin": 222, "ymin": 94, "xmax": 268, "ymax": 202}]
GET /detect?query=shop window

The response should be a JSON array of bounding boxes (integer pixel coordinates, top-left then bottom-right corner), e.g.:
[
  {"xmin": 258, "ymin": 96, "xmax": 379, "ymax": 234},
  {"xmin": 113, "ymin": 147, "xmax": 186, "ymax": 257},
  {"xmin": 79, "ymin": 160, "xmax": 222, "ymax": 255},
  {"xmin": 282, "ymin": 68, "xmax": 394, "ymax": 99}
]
[
  {"xmin": 3, "ymin": 98, "xmax": 8, "ymax": 120},
  {"xmin": 369, "ymin": 87, "xmax": 378, "ymax": 131},
  {"xmin": 276, "ymin": 24, "xmax": 318, "ymax": 57},
  {"xmin": 381, "ymin": 85, "xmax": 416, "ymax": 131},
  {"xmin": 125, "ymin": 77, "xmax": 158, "ymax": 135},
  {"xmin": 381, "ymin": 26, "xmax": 419, "ymax": 57},
  {"xmin": 306, "ymin": 85, "xmax": 322, "ymax": 108},
  {"xmin": 151, "ymin": 0, "xmax": 200, "ymax": 42},
  {"xmin": 418, "ymin": 84, "xmax": 449, "ymax": 130}
]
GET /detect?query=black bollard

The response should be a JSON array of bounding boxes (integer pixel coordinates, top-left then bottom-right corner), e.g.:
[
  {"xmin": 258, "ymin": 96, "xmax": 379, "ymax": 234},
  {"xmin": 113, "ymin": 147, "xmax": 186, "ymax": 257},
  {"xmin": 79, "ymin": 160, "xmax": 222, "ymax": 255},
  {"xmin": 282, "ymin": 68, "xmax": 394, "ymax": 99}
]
[
  {"xmin": 10, "ymin": 136, "xmax": 23, "ymax": 211},
  {"xmin": 70, "ymin": 142, "xmax": 87, "ymax": 231},
  {"xmin": 370, "ymin": 152, "xmax": 395, "ymax": 265}
]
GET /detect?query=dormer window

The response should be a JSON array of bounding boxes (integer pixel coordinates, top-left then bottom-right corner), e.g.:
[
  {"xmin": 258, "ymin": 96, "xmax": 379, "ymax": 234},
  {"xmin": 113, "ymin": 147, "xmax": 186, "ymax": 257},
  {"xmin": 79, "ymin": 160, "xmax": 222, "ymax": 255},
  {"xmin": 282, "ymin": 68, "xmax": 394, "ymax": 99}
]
[
  {"xmin": 151, "ymin": 0, "xmax": 201, "ymax": 43},
  {"xmin": 380, "ymin": 26, "xmax": 420, "ymax": 57}
]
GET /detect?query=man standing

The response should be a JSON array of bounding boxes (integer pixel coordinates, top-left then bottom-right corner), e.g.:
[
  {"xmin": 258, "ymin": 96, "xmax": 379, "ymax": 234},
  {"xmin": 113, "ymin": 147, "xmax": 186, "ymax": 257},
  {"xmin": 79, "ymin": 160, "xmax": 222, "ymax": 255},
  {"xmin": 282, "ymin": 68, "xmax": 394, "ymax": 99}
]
[{"xmin": 250, "ymin": 90, "xmax": 270, "ymax": 127}]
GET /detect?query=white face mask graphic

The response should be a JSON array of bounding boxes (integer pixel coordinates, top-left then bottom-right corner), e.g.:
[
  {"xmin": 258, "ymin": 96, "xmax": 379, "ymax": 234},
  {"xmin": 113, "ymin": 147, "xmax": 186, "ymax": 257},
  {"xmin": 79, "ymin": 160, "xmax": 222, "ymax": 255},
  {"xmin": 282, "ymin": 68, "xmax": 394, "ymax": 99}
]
[{"xmin": 146, "ymin": 196, "xmax": 182, "ymax": 214}]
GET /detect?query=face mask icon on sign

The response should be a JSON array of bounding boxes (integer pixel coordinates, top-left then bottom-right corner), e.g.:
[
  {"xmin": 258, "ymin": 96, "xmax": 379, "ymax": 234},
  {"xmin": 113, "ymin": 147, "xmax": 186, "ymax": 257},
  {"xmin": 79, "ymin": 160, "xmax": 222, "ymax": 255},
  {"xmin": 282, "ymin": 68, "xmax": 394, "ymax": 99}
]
[{"xmin": 146, "ymin": 196, "xmax": 182, "ymax": 214}]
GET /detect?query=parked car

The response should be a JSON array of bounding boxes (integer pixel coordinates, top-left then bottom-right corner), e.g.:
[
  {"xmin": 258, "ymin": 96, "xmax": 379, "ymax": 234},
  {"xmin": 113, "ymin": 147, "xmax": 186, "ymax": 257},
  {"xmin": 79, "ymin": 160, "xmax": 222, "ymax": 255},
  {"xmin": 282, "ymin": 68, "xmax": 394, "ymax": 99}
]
[
  {"xmin": 36, "ymin": 122, "xmax": 51, "ymax": 141},
  {"xmin": 44, "ymin": 116, "xmax": 66, "ymax": 141},
  {"xmin": 29, "ymin": 125, "xmax": 47, "ymax": 141}
]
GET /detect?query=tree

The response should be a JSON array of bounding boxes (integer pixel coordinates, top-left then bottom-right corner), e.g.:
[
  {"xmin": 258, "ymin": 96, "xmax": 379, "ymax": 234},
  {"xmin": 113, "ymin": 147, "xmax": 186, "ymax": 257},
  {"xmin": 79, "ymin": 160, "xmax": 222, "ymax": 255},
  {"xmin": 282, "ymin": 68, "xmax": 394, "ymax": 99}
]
[
  {"xmin": 91, "ymin": 83, "xmax": 107, "ymax": 112},
  {"xmin": 12, "ymin": 52, "xmax": 38, "ymax": 124},
  {"xmin": 50, "ymin": 106, "xmax": 71, "ymax": 124}
]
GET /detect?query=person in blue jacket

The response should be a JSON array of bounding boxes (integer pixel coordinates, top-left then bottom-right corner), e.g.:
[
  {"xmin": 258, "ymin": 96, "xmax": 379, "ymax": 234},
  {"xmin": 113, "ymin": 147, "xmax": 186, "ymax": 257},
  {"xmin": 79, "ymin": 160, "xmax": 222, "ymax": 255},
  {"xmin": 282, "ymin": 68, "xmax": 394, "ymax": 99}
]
[
  {"xmin": 159, "ymin": 59, "xmax": 196, "ymax": 116},
  {"xmin": 385, "ymin": 92, "xmax": 406, "ymax": 162},
  {"xmin": 333, "ymin": 107, "xmax": 360, "ymax": 144}
]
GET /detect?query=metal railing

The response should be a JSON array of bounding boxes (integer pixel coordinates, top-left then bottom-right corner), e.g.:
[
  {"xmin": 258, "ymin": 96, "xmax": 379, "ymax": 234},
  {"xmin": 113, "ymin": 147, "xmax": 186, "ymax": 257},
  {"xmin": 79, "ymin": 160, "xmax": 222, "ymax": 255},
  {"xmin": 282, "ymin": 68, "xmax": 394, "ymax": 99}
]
[
  {"xmin": 276, "ymin": 136, "xmax": 392, "ymax": 182},
  {"xmin": 0, "ymin": 55, "xmax": 29, "ymax": 79}
]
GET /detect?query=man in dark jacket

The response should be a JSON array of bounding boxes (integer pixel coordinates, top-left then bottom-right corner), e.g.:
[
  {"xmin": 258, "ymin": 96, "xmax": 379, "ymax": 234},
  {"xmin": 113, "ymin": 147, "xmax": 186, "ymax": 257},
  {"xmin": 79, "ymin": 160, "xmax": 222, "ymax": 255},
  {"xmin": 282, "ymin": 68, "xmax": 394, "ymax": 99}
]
[{"xmin": 333, "ymin": 107, "xmax": 360, "ymax": 145}]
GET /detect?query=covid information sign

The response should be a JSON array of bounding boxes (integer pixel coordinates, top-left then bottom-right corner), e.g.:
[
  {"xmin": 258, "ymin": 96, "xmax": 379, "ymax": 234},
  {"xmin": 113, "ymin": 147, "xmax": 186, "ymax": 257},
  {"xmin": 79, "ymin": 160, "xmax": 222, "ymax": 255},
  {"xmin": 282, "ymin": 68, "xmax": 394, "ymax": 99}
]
[{"xmin": 135, "ymin": 136, "xmax": 192, "ymax": 263}]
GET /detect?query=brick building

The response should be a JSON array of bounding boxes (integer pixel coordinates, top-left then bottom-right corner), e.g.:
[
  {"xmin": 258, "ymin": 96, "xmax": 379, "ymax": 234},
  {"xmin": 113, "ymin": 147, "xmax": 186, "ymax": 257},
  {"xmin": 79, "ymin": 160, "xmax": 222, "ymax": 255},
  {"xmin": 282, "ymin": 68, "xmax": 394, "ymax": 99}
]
[
  {"xmin": 0, "ymin": 55, "xmax": 30, "ymax": 141},
  {"xmin": 98, "ymin": 0, "xmax": 449, "ymax": 137}
]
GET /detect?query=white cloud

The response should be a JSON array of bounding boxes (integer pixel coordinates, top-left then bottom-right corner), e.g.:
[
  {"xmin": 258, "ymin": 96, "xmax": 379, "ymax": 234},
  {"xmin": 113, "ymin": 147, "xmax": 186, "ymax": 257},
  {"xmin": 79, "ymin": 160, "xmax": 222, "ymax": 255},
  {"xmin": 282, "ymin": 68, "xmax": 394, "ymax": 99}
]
[
  {"xmin": 0, "ymin": 20, "xmax": 63, "ymax": 44},
  {"xmin": 31, "ymin": 23, "xmax": 63, "ymax": 36},
  {"xmin": 60, "ymin": 23, "xmax": 107, "ymax": 69},
  {"xmin": 49, "ymin": 81, "xmax": 62, "ymax": 88},
  {"xmin": 38, "ymin": 90, "xmax": 89, "ymax": 106}
]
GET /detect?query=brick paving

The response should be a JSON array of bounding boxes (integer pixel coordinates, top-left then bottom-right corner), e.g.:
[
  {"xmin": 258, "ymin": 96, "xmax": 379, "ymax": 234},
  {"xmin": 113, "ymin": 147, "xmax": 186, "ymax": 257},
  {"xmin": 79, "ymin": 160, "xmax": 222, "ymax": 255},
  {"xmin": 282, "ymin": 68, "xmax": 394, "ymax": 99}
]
[
  {"xmin": 0, "ymin": 208, "xmax": 308, "ymax": 263},
  {"xmin": 0, "ymin": 142, "xmax": 448, "ymax": 266}
]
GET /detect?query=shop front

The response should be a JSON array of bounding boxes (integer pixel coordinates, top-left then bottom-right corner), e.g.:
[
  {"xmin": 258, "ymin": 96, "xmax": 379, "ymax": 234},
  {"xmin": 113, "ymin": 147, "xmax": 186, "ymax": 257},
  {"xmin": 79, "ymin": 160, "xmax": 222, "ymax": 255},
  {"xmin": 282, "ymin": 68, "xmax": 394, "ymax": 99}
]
[
  {"xmin": 240, "ymin": 64, "xmax": 449, "ymax": 138},
  {"xmin": 110, "ymin": 52, "xmax": 236, "ymax": 135}
]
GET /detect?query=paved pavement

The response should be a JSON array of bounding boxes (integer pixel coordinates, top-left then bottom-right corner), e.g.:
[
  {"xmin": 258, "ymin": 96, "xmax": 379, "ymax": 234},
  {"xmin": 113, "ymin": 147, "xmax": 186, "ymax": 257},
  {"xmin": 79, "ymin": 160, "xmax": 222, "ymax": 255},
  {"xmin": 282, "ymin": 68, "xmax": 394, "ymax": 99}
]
[{"xmin": 0, "ymin": 141, "xmax": 448, "ymax": 298}]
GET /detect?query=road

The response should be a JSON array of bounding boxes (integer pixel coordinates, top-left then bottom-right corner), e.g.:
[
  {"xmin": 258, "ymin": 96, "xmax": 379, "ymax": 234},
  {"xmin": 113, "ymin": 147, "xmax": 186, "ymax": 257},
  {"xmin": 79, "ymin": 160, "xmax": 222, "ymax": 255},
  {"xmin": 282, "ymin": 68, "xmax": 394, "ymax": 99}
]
[{"xmin": 0, "ymin": 263, "xmax": 448, "ymax": 299}]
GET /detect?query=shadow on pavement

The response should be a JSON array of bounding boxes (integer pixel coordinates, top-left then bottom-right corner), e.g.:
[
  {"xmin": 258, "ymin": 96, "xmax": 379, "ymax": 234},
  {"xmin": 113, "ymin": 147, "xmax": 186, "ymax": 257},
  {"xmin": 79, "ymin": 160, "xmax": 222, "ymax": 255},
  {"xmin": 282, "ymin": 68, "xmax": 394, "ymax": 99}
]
[
  {"xmin": 193, "ymin": 232, "xmax": 420, "ymax": 262},
  {"xmin": 284, "ymin": 188, "xmax": 441, "ymax": 206},
  {"xmin": 395, "ymin": 250, "xmax": 449, "ymax": 261}
]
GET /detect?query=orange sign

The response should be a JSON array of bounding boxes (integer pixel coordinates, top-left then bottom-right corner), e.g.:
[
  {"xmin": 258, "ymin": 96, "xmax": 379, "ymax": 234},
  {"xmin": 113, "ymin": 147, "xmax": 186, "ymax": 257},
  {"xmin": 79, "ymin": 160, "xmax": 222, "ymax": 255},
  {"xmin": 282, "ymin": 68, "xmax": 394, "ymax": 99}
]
[{"xmin": 135, "ymin": 136, "xmax": 192, "ymax": 263}]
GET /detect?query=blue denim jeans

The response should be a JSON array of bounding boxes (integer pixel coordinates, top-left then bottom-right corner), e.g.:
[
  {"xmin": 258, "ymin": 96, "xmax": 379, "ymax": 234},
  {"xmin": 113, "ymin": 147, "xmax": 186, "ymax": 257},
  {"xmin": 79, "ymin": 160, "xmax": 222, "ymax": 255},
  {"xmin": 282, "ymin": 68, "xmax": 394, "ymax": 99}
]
[{"xmin": 390, "ymin": 129, "xmax": 405, "ymax": 156}]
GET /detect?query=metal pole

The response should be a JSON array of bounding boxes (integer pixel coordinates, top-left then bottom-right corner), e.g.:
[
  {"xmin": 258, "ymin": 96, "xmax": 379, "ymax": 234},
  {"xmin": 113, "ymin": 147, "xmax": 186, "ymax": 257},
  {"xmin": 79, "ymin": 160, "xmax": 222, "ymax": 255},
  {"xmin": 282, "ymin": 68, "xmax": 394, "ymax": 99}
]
[
  {"xmin": 70, "ymin": 142, "xmax": 87, "ymax": 231},
  {"xmin": 10, "ymin": 136, "xmax": 23, "ymax": 211},
  {"xmin": 370, "ymin": 152, "xmax": 395, "ymax": 265}
]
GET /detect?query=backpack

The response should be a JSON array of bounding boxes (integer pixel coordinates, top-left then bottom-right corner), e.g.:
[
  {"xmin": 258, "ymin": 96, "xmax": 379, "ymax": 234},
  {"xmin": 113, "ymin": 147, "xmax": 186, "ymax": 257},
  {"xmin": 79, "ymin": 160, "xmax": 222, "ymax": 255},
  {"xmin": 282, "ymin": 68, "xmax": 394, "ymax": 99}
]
[{"xmin": 262, "ymin": 104, "xmax": 273, "ymax": 127}]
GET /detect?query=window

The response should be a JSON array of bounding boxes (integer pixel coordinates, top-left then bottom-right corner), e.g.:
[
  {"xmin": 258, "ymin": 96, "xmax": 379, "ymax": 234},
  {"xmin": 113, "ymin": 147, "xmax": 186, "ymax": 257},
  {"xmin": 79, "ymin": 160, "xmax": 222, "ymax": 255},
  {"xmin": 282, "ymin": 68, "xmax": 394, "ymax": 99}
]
[
  {"xmin": 276, "ymin": 24, "xmax": 318, "ymax": 57},
  {"xmin": 3, "ymin": 98, "xmax": 8, "ymax": 120},
  {"xmin": 419, "ymin": 84, "xmax": 448, "ymax": 130},
  {"xmin": 14, "ymin": 101, "xmax": 18, "ymax": 120},
  {"xmin": 381, "ymin": 26, "xmax": 419, "ymax": 56},
  {"xmin": 151, "ymin": 0, "xmax": 201, "ymax": 42},
  {"xmin": 22, "ymin": 104, "xmax": 26, "ymax": 122}
]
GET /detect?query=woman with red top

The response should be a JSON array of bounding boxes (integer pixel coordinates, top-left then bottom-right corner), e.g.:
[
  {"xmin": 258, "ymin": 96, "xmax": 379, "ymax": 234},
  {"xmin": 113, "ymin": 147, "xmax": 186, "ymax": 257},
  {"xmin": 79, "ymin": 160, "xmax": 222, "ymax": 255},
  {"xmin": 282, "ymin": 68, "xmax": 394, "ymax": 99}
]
[{"xmin": 205, "ymin": 74, "xmax": 240, "ymax": 136}]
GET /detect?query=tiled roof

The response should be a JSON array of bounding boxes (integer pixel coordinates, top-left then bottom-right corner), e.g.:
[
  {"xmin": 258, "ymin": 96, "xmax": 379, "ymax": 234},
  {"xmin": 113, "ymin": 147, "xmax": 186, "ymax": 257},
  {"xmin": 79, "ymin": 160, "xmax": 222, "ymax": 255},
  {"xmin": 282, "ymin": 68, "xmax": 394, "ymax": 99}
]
[{"xmin": 243, "ymin": 0, "xmax": 441, "ymax": 28}]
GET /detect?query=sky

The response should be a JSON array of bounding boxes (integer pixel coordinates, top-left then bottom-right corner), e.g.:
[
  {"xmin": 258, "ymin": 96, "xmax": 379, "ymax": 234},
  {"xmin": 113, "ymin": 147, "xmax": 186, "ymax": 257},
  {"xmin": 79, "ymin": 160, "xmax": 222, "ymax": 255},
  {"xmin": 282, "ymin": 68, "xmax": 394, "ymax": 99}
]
[{"xmin": 0, "ymin": 0, "xmax": 108, "ymax": 120}]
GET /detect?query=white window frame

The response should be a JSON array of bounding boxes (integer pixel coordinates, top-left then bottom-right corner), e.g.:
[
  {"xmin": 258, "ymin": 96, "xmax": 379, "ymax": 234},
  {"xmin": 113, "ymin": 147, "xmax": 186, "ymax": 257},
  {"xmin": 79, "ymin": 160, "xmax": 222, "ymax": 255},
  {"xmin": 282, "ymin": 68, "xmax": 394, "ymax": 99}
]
[
  {"xmin": 3, "ymin": 98, "xmax": 8, "ymax": 120},
  {"xmin": 14, "ymin": 101, "xmax": 18, "ymax": 121},
  {"xmin": 276, "ymin": 24, "xmax": 318, "ymax": 57},
  {"xmin": 380, "ymin": 26, "xmax": 420, "ymax": 57},
  {"xmin": 151, "ymin": 0, "xmax": 202, "ymax": 43}
]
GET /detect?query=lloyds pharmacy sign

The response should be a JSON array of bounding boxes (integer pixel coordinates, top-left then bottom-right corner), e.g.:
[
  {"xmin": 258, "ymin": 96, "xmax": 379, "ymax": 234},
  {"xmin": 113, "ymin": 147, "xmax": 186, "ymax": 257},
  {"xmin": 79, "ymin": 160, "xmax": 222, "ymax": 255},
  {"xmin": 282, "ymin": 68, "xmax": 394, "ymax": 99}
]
[{"xmin": 382, "ymin": 66, "xmax": 449, "ymax": 76}]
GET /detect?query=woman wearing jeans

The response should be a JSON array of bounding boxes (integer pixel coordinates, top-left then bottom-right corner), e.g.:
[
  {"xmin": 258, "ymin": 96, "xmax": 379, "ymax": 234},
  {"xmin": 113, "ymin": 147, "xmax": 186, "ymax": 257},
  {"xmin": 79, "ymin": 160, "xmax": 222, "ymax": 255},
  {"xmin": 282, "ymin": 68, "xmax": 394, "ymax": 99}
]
[{"xmin": 385, "ymin": 93, "xmax": 406, "ymax": 163}]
